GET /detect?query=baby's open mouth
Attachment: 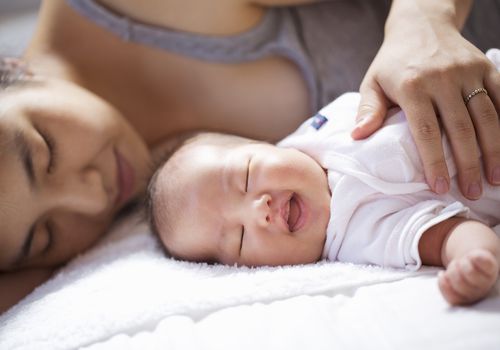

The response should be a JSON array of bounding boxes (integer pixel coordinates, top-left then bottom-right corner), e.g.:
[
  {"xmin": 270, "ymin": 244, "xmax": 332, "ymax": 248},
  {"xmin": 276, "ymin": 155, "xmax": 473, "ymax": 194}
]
[{"xmin": 286, "ymin": 194, "xmax": 301, "ymax": 232}]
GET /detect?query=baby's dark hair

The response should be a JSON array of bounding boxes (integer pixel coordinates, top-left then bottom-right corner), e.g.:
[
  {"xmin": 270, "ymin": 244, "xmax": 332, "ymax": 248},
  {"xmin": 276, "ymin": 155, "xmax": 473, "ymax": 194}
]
[
  {"xmin": 145, "ymin": 131, "xmax": 200, "ymax": 257},
  {"xmin": 145, "ymin": 131, "xmax": 261, "ymax": 260}
]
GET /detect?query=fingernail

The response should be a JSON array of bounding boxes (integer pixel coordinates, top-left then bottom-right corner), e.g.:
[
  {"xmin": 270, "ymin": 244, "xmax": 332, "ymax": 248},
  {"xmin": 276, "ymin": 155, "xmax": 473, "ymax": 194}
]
[
  {"xmin": 355, "ymin": 114, "xmax": 371, "ymax": 126},
  {"xmin": 467, "ymin": 182, "xmax": 482, "ymax": 199},
  {"xmin": 435, "ymin": 177, "xmax": 449, "ymax": 195},
  {"xmin": 492, "ymin": 166, "xmax": 500, "ymax": 184}
]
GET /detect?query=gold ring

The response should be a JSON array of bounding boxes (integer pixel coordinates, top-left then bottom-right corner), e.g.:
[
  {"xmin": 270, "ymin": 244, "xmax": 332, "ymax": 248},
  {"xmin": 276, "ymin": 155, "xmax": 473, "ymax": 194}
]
[{"xmin": 464, "ymin": 88, "xmax": 488, "ymax": 104}]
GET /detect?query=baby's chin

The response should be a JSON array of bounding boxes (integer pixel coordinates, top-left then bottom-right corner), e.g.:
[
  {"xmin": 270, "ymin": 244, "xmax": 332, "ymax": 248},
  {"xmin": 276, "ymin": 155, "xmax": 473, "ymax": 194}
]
[{"xmin": 278, "ymin": 249, "xmax": 325, "ymax": 266}]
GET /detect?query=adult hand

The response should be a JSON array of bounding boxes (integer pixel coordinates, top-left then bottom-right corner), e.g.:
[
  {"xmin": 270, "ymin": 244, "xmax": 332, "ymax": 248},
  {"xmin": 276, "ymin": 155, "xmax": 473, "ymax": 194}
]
[{"xmin": 351, "ymin": 1, "xmax": 500, "ymax": 200}]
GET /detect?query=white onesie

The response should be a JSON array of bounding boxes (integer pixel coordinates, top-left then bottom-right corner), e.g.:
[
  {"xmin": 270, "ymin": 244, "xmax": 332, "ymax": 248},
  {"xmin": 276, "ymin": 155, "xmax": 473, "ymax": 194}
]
[{"xmin": 278, "ymin": 51, "xmax": 500, "ymax": 270}]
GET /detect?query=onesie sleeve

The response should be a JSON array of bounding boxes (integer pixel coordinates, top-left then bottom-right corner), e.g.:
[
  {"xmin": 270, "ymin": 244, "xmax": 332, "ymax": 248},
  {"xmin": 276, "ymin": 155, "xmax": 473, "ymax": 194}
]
[{"xmin": 335, "ymin": 196, "xmax": 469, "ymax": 270}]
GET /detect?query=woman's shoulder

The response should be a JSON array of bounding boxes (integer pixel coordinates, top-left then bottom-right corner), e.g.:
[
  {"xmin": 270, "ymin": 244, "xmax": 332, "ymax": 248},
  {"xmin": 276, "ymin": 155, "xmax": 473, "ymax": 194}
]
[
  {"xmin": 64, "ymin": 0, "xmax": 266, "ymax": 36},
  {"xmin": 26, "ymin": 0, "xmax": 270, "ymax": 80},
  {"xmin": 24, "ymin": 0, "xmax": 314, "ymax": 143}
]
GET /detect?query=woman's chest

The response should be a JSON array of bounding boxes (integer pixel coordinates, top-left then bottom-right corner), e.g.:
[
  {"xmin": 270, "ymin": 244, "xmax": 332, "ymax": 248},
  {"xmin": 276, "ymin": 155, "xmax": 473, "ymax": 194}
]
[{"xmin": 88, "ymin": 51, "xmax": 311, "ymax": 145}]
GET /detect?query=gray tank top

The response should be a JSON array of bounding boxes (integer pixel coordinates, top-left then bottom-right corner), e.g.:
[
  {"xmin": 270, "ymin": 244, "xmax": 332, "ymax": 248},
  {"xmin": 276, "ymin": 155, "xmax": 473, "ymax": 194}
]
[{"xmin": 66, "ymin": 0, "xmax": 500, "ymax": 113}]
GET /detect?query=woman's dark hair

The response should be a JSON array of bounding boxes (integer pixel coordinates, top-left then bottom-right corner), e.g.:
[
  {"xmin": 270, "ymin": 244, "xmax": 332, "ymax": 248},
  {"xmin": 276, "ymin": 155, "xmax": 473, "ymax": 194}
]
[{"xmin": 0, "ymin": 57, "xmax": 32, "ymax": 90}]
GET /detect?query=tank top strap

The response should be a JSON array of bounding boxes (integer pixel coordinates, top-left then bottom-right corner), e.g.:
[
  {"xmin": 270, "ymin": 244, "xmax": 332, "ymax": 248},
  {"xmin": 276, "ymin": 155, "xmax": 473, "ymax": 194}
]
[{"xmin": 66, "ymin": 0, "xmax": 319, "ymax": 112}]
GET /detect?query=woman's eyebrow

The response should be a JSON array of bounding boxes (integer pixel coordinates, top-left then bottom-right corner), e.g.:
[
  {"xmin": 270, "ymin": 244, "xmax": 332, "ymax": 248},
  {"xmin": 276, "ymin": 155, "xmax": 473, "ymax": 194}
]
[{"xmin": 13, "ymin": 130, "xmax": 35, "ymax": 191}]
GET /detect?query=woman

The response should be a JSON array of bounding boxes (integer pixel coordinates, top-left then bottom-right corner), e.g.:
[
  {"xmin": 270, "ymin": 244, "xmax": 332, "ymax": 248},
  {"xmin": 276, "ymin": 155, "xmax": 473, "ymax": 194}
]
[
  {"xmin": 0, "ymin": 59, "xmax": 152, "ymax": 311},
  {"xmin": 1, "ymin": 0, "xmax": 499, "ymax": 312}
]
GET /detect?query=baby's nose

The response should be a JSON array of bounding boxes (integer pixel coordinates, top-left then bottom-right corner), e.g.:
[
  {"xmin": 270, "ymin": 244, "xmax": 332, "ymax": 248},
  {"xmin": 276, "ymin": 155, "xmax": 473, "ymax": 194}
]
[{"xmin": 253, "ymin": 193, "xmax": 272, "ymax": 227}]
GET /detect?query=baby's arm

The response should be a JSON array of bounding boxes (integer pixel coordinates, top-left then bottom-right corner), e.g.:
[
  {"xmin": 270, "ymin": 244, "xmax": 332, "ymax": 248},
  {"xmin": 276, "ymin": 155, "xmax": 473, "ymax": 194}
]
[{"xmin": 419, "ymin": 218, "xmax": 500, "ymax": 305}]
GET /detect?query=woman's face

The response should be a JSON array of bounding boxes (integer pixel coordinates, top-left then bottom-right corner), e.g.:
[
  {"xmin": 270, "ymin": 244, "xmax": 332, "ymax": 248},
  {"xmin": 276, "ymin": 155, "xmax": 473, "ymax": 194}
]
[{"xmin": 0, "ymin": 78, "xmax": 151, "ymax": 271}]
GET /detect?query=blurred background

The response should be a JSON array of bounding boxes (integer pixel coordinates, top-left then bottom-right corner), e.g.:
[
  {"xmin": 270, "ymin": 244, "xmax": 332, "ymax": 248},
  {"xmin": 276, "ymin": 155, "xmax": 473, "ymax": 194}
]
[{"xmin": 0, "ymin": 0, "xmax": 41, "ymax": 56}]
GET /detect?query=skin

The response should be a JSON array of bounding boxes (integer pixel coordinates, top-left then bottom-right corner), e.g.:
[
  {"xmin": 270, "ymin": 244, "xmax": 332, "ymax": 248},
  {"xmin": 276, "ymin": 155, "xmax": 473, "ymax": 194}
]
[
  {"xmin": 153, "ymin": 136, "xmax": 500, "ymax": 305},
  {"xmin": 153, "ymin": 138, "xmax": 331, "ymax": 266},
  {"xmin": 0, "ymin": 77, "xmax": 151, "ymax": 272},
  {"xmin": 353, "ymin": 0, "xmax": 500, "ymax": 199},
  {"xmin": 2, "ymin": 0, "xmax": 499, "ymax": 311},
  {"xmin": 27, "ymin": 0, "xmax": 500, "ymax": 185},
  {"xmin": 420, "ymin": 218, "xmax": 500, "ymax": 305}
]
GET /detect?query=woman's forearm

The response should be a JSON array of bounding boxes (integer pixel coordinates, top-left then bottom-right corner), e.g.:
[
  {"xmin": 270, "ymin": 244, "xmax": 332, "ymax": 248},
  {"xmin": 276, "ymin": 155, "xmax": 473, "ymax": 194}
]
[{"xmin": 386, "ymin": 0, "xmax": 473, "ymax": 34}]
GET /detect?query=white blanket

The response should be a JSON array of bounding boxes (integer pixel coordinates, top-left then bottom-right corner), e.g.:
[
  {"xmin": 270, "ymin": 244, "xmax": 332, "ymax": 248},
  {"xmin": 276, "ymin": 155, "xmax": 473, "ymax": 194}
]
[
  {"xmin": 1, "ymin": 3, "xmax": 500, "ymax": 348},
  {"xmin": 1, "ymin": 213, "xmax": 500, "ymax": 350}
]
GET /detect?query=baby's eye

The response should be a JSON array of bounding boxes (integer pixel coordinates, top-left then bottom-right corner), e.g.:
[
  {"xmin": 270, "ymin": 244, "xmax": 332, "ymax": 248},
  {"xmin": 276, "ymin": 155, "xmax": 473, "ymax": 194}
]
[
  {"xmin": 239, "ymin": 226, "xmax": 245, "ymax": 255},
  {"xmin": 245, "ymin": 158, "xmax": 251, "ymax": 192}
]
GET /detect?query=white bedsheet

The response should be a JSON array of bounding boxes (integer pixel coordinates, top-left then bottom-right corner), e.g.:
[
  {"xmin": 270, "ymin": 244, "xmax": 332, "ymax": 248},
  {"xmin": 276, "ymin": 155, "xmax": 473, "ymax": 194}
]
[
  {"xmin": 1, "ymin": 5, "xmax": 500, "ymax": 349},
  {"xmin": 1, "ymin": 213, "xmax": 499, "ymax": 350}
]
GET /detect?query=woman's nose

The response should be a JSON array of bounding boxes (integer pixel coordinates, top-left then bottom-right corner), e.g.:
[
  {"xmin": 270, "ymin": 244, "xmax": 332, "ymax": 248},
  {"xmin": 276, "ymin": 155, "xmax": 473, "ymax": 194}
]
[
  {"xmin": 46, "ymin": 167, "xmax": 109, "ymax": 215},
  {"xmin": 252, "ymin": 193, "xmax": 272, "ymax": 227}
]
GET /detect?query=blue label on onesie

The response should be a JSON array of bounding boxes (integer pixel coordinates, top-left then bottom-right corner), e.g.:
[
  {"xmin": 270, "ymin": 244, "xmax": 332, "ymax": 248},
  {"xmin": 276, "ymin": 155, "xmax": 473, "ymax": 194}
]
[{"xmin": 311, "ymin": 113, "xmax": 328, "ymax": 130}]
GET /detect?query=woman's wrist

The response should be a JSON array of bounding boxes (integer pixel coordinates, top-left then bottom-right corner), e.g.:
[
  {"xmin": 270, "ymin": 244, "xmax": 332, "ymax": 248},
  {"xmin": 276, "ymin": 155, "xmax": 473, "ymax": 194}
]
[{"xmin": 385, "ymin": 0, "xmax": 473, "ymax": 36}]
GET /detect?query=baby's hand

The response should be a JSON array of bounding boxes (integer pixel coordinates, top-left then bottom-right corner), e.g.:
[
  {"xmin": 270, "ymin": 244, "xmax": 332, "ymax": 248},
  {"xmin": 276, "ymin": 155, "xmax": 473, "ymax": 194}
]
[{"xmin": 438, "ymin": 249, "xmax": 499, "ymax": 306}]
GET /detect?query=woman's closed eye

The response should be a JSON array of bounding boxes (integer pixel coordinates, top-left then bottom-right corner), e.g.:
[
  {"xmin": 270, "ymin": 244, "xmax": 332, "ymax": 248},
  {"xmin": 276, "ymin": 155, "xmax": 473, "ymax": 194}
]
[
  {"xmin": 30, "ymin": 221, "xmax": 54, "ymax": 259},
  {"xmin": 37, "ymin": 126, "xmax": 58, "ymax": 173},
  {"xmin": 18, "ymin": 221, "xmax": 54, "ymax": 265},
  {"xmin": 43, "ymin": 220, "xmax": 55, "ymax": 255}
]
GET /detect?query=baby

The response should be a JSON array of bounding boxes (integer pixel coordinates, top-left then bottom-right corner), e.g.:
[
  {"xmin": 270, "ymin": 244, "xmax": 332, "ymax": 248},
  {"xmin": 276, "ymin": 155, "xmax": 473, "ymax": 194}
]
[{"xmin": 147, "ymin": 93, "xmax": 500, "ymax": 306}]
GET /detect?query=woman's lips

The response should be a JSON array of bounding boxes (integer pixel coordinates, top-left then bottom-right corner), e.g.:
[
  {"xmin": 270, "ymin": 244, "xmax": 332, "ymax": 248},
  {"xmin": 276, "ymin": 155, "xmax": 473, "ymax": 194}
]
[{"xmin": 114, "ymin": 149, "xmax": 135, "ymax": 207}]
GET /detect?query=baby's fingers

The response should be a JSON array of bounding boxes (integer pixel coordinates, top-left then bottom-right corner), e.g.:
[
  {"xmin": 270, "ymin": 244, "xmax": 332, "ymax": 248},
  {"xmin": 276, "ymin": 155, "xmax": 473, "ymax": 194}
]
[
  {"xmin": 455, "ymin": 257, "xmax": 494, "ymax": 291},
  {"xmin": 438, "ymin": 271, "xmax": 470, "ymax": 305},
  {"xmin": 438, "ymin": 251, "xmax": 499, "ymax": 306},
  {"xmin": 445, "ymin": 260, "xmax": 486, "ymax": 303},
  {"xmin": 468, "ymin": 248, "xmax": 500, "ymax": 278}
]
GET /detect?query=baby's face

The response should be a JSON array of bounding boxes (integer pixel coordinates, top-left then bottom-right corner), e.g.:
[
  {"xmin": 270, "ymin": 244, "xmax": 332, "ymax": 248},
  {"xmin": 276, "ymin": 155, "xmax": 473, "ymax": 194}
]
[{"xmin": 155, "ymin": 141, "xmax": 331, "ymax": 266}]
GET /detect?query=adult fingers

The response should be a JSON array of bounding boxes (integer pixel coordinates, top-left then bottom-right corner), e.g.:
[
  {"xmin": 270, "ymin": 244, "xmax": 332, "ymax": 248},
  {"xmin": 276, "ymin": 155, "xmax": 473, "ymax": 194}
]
[
  {"xmin": 351, "ymin": 77, "xmax": 390, "ymax": 140},
  {"xmin": 486, "ymin": 67, "xmax": 500, "ymax": 113},
  {"xmin": 438, "ymin": 87, "xmax": 482, "ymax": 200},
  {"xmin": 479, "ymin": 68, "xmax": 500, "ymax": 185},
  {"xmin": 402, "ymin": 97, "xmax": 450, "ymax": 195}
]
